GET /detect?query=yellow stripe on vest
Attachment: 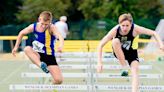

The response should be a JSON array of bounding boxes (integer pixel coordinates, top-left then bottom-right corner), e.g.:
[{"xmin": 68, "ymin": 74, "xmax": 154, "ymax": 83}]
[
  {"xmin": 132, "ymin": 36, "xmax": 139, "ymax": 50},
  {"xmin": 45, "ymin": 30, "xmax": 52, "ymax": 55}
]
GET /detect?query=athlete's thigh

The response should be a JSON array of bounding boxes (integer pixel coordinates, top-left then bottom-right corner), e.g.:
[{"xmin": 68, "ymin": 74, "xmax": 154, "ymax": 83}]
[
  {"xmin": 24, "ymin": 46, "xmax": 40, "ymax": 58},
  {"xmin": 48, "ymin": 65, "xmax": 63, "ymax": 79}
]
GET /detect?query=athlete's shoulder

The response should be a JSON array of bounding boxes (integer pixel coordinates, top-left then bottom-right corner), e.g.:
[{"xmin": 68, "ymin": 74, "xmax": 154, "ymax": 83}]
[
  {"xmin": 132, "ymin": 23, "xmax": 144, "ymax": 36},
  {"xmin": 110, "ymin": 24, "xmax": 119, "ymax": 33},
  {"xmin": 133, "ymin": 24, "xmax": 143, "ymax": 32},
  {"xmin": 24, "ymin": 24, "xmax": 34, "ymax": 31},
  {"xmin": 49, "ymin": 24, "xmax": 57, "ymax": 32},
  {"xmin": 106, "ymin": 24, "xmax": 119, "ymax": 38},
  {"xmin": 50, "ymin": 24, "xmax": 56, "ymax": 29}
]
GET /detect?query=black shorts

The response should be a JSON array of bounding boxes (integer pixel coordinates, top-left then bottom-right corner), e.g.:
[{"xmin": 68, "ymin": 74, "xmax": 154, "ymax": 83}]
[
  {"xmin": 113, "ymin": 48, "xmax": 139, "ymax": 65},
  {"xmin": 38, "ymin": 53, "xmax": 58, "ymax": 66}
]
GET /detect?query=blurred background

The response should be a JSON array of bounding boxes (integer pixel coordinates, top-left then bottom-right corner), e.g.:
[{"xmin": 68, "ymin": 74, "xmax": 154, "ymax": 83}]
[{"xmin": 0, "ymin": 0, "xmax": 164, "ymax": 52}]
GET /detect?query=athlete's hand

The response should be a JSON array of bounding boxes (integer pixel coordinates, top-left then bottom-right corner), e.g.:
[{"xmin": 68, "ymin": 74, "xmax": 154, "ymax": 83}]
[
  {"xmin": 97, "ymin": 62, "xmax": 103, "ymax": 73},
  {"xmin": 12, "ymin": 47, "xmax": 18, "ymax": 57},
  {"xmin": 160, "ymin": 44, "xmax": 164, "ymax": 51},
  {"xmin": 57, "ymin": 47, "xmax": 63, "ymax": 53}
]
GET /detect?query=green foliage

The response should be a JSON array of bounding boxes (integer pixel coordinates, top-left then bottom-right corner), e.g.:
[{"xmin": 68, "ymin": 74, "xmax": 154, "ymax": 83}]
[
  {"xmin": 0, "ymin": 23, "xmax": 28, "ymax": 35},
  {"xmin": 0, "ymin": 0, "xmax": 22, "ymax": 25},
  {"xmin": 16, "ymin": 0, "xmax": 72, "ymax": 22},
  {"xmin": 1, "ymin": 0, "xmax": 164, "ymax": 40},
  {"xmin": 77, "ymin": 0, "xmax": 163, "ymax": 21}
]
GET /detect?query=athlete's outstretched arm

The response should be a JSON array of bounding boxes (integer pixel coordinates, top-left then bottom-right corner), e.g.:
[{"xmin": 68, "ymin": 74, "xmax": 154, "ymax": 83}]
[
  {"xmin": 12, "ymin": 24, "xmax": 33, "ymax": 56},
  {"xmin": 135, "ymin": 25, "xmax": 164, "ymax": 51},
  {"xmin": 52, "ymin": 25, "xmax": 64, "ymax": 52},
  {"xmin": 97, "ymin": 25, "xmax": 118, "ymax": 73}
]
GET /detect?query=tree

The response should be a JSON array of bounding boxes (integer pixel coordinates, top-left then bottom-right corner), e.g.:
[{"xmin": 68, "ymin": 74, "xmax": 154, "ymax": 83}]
[
  {"xmin": 77, "ymin": 0, "xmax": 163, "ymax": 21},
  {"xmin": 16, "ymin": 0, "xmax": 72, "ymax": 23},
  {"xmin": 0, "ymin": 0, "xmax": 22, "ymax": 25}
]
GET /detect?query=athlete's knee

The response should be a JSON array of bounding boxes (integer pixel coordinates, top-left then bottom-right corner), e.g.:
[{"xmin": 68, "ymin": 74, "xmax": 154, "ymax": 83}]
[
  {"xmin": 131, "ymin": 65, "xmax": 139, "ymax": 75},
  {"xmin": 112, "ymin": 38, "xmax": 121, "ymax": 47},
  {"xmin": 24, "ymin": 46, "xmax": 32, "ymax": 52},
  {"xmin": 53, "ymin": 78, "xmax": 63, "ymax": 84},
  {"xmin": 131, "ymin": 61, "xmax": 139, "ymax": 71}
]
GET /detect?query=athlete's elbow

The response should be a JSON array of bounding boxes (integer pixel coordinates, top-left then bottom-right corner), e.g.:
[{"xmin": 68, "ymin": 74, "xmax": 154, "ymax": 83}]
[
  {"xmin": 97, "ymin": 44, "xmax": 103, "ymax": 51},
  {"xmin": 152, "ymin": 31, "xmax": 157, "ymax": 37},
  {"xmin": 19, "ymin": 31, "xmax": 26, "ymax": 36}
]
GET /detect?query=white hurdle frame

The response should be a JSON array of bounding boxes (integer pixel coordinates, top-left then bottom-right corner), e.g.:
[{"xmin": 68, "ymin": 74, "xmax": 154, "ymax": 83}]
[
  {"xmin": 55, "ymin": 52, "xmax": 113, "ymax": 57},
  {"xmin": 9, "ymin": 51, "xmax": 164, "ymax": 92},
  {"xmin": 94, "ymin": 73, "xmax": 163, "ymax": 79},
  {"xmin": 21, "ymin": 72, "xmax": 162, "ymax": 79},
  {"xmin": 29, "ymin": 64, "xmax": 152, "ymax": 70},
  {"xmin": 29, "ymin": 64, "xmax": 88, "ymax": 70},
  {"xmin": 21, "ymin": 72, "xmax": 90, "ymax": 78},
  {"xmin": 10, "ymin": 84, "xmax": 90, "ymax": 91},
  {"xmin": 55, "ymin": 57, "xmax": 117, "ymax": 62},
  {"xmin": 10, "ymin": 84, "xmax": 164, "ymax": 91},
  {"xmin": 94, "ymin": 85, "xmax": 164, "ymax": 91},
  {"xmin": 93, "ymin": 65, "xmax": 152, "ymax": 70}
]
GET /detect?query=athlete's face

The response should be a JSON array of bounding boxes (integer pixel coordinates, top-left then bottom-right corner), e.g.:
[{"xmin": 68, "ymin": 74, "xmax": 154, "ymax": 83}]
[
  {"xmin": 39, "ymin": 17, "xmax": 51, "ymax": 30},
  {"xmin": 119, "ymin": 20, "xmax": 132, "ymax": 34}
]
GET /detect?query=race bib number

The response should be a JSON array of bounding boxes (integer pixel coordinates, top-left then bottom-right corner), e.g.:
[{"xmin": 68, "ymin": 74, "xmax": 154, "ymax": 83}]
[
  {"xmin": 122, "ymin": 41, "xmax": 131, "ymax": 50},
  {"xmin": 32, "ymin": 41, "xmax": 45, "ymax": 53}
]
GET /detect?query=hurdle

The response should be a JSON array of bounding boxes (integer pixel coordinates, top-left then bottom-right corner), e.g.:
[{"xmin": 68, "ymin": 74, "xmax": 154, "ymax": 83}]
[
  {"xmin": 56, "ymin": 58, "xmax": 90, "ymax": 62},
  {"xmin": 10, "ymin": 84, "xmax": 164, "ymax": 91},
  {"xmin": 55, "ymin": 52, "xmax": 89, "ymax": 57},
  {"xmin": 94, "ymin": 85, "xmax": 164, "ymax": 91},
  {"xmin": 29, "ymin": 64, "xmax": 152, "ymax": 70},
  {"xmin": 51, "ymin": 57, "xmax": 118, "ymax": 63},
  {"xmin": 21, "ymin": 72, "xmax": 91, "ymax": 78},
  {"xmin": 93, "ymin": 65, "xmax": 152, "ymax": 70},
  {"xmin": 29, "ymin": 64, "xmax": 89, "ymax": 70},
  {"xmin": 94, "ymin": 73, "xmax": 163, "ymax": 79},
  {"xmin": 54, "ymin": 57, "xmax": 117, "ymax": 62},
  {"xmin": 9, "ymin": 84, "xmax": 90, "ymax": 91},
  {"xmin": 91, "ymin": 57, "xmax": 145, "ymax": 62},
  {"xmin": 55, "ymin": 52, "xmax": 114, "ymax": 57},
  {"xmin": 21, "ymin": 72, "xmax": 162, "ymax": 79}
]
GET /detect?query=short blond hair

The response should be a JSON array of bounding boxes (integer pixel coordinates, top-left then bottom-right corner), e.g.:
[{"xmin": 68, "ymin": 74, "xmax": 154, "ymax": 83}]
[
  {"xmin": 39, "ymin": 11, "xmax": 52, "ymax": 22},
  {"xmin": 118, "ymin": 13, "xmax": 133, "ymax": 24}
]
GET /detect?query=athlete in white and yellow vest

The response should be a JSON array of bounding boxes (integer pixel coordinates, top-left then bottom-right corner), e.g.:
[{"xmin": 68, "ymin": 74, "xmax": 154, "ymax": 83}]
[{"xmin": 97, "ymin": 13, "xmax": 164, "ymax": 92}]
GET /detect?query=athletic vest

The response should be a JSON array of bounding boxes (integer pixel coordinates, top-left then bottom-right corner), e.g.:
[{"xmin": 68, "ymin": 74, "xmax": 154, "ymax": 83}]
[
  {"xmin": 32, "ymin": 23, "xmax": 56, "ymax": 56},
  {"xmin": 115, "ymin": 24, "xmax": 138, "ymax": 50}
]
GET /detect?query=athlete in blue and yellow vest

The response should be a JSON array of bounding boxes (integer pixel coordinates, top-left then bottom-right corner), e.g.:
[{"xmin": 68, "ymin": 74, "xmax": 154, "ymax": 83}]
[
  {"xmin": 33, "ymin": 22, "xmax": 56, "ymax": 56},
  {"xmin": 12, "ymin": 11, "xmax": 64, "ymax": 84},
  {"xmin": 97, "ymin": 13, "xmax": 164, "ymax": 92}
]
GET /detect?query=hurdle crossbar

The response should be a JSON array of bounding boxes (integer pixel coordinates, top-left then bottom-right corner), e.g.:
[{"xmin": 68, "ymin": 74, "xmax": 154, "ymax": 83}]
[
  {"xmin": 9, "ymin": 84, "xmax": 164, "ymax": 91},
  {"xmin": 93, "ymin": 65, "xmax": 152, "ymax": 70},
  {"xmin": 95, "ymin": 85, "xmax": 164, "ymax": 91},
  {"xmin": 21, "ymin": 72, "xmax": 162, "ymax": 79},
  {"xmin": 9, "ymin": 84, "xmax": 89, "ymax": 90},
  {"xmin": 56, "ymin": 58, "xmax": 117, "ymax": 62},
  {"xmin": 21, "ymin": 72, "xmax": 90, "ymax": 78},
  {"xmin": 94, "ymin": 73, "xmax": 163, "ymax": 79},
  {"xmin": 55, "ymin": 52, "xmax": 89, "ymax": 57},
  {"xmin": 56, "ymin": 58, "xmax": 89, "ymax": 62},
  {"xmin": 29, "ymin": 64, "xmax": 88, "ymax": 69},
  {"xmin": 55, "ymin": 52, "xmax": 115, "ymax": 57},
  {"xmin": 29, "ymin": 64, "xmax": 152, "ymax": 70},
  {"xmin": 92, "ymin": 58, "xmax": 144, "ymax": 62}
]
